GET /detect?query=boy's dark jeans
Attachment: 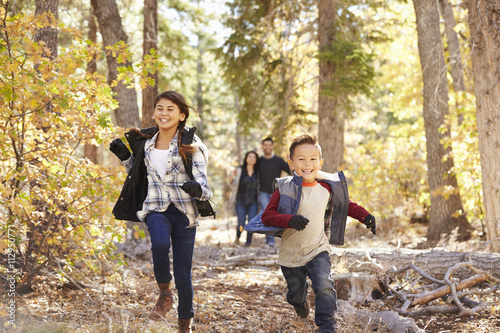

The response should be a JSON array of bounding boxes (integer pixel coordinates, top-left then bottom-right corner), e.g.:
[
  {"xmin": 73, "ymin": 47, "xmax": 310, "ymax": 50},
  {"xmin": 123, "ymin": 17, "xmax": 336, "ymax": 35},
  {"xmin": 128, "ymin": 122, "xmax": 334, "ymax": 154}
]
[
  {"xmin": 146, "ymin": 204, "xmax": 196, "ymax": 319},
  {"xmin": 281, "ymin": 251, "xmax": 337, "ymax": 332}
]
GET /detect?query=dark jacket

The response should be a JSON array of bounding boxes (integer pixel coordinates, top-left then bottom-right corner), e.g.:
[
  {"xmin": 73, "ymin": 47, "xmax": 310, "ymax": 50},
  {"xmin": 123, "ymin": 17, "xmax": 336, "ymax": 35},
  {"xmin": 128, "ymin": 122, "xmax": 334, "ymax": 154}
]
[{"xmin": 112, "ymin": 126, "xmax": 197, "ymax": 222}]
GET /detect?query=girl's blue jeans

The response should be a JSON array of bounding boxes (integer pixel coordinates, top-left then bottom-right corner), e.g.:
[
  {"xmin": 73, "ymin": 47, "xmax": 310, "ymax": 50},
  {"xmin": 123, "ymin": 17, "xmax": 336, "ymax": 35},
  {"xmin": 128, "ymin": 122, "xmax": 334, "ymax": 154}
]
[
  {"xmin": 235, "ymin": 202, "xmax": 258, "ymax": 244},
  {"xmin": 281, "ymin": 251, "xmax": 337, "ymax": 332},
  {"xmin": 145, "ymin": 204, "xmax": 196, "ymax": 319}
]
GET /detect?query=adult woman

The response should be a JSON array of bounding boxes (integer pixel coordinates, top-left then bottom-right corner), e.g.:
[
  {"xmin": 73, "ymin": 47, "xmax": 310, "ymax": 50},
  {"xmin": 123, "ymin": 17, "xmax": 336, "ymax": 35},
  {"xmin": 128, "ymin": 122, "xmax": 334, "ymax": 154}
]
[
  {"xmin": 229, "ymin": 151, "xmax": 259, "ymax": 247},
  {"xmin": 109, "ymin": 91, "xmax": 212, "ymax": 333}
]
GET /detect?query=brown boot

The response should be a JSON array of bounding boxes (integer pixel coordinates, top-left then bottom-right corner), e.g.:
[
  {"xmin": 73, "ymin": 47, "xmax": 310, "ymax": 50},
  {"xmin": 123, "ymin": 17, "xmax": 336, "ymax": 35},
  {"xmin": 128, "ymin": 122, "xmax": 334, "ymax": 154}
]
[
  {"xmin": 149, "ymin": 281, "xmax": 173, "ymax": 321},
  {"xmin": 178, "ymin": 318, "xmax": 193, "ymax": 333}
]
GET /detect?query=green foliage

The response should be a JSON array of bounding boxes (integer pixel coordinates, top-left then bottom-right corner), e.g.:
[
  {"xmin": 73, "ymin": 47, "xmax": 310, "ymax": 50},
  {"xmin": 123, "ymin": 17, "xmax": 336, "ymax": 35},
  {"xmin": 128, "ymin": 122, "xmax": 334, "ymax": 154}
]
[
  {"xmin": 218, "ymin": 0, "xmax": 379, "ymax": 156},
  {"xmin": 0, "ymin": 8, "xmax": 127, "ymax": 292},
  {"xmin": 317, "ymin": 39, "xmax": 375, "ymax": 99}
]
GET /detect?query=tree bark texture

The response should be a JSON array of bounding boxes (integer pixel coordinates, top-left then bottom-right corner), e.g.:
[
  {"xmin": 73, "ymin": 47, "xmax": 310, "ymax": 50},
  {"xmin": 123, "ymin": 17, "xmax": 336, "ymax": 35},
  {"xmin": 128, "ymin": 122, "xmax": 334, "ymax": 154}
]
[
  {"xmin": 318, "ymin": 0, "xmax": 344, "ymax": 173},
  {"xmin": 196, "ymin": 48, "xmax": 204, "ymax": 138},
  {"xmin": 34, "ymin": 0, "xmax": 59, "ymax": 60},
  {"xmin": 87, "ymin": 5, "xmax": 98, "ymax": 75},
  {"xmin": 84, "ymin": 5, "xmax": 100, "ymax": 164},
  {"xmin": 467, "ymin": 0, "xmax": 500, "ymax": 252},
  {"xmin": 330, "ymin": 247, "xmax": 500, "ymax": 280},
  {"xmin": 439, "ymin": 0, "xmax": 466, "ymax": 93},
  {"xmin": 412, "ymin": 0, "xmax": 471, "ymax": 242},
  {"xmin": 90, "ymin": 0, "xmax": 140, "ymax": 129},
  {"xmin": 141, "ymin": 0, "xmax": 158, "ymax": 128},
  {"xmin": 438, "ymin": 0, "xmax": 466, "ymax": 124}
]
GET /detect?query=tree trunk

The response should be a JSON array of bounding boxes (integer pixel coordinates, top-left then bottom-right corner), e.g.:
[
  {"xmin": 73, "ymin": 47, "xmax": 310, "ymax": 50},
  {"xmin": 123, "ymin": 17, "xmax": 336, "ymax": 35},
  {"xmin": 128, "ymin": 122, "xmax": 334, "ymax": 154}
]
[
  {"xmin": 141, "ymin": 0, "xmax": 158, "ymax": 128},
  {"xmin": 330, "ymin": 247, "xmax": 500, "ymax": 280},
  {"xmin": 90, "ymin": 0, "xmax": 140, "ymax": 129},
  {"xmin": 34, "ymin": 0, "xmax": 59, "ymax": 120},
  {"xmin": 318, "ymin": 0, "xmax": 344, "ymax": 173},
  {"xmin": 34, "ymin": 0, "xmax": 59, "ymax": 60},
  {"xmin": 467, "ymin": 0, "xmax": 500, "ymax": 252},
  {"xmin": 438, "ymin": 0, "xmax": 466, "ymax": 124},
  {"xmin": 439, "ymin": 0, "xmax": 465, "ymax": 93},
  {"xmin": 196, "ymin": 37, "xmax": 204, "ymax": 139},
  {"xmin": 84, "ymin": 4, "xmax": 100, "ymax": 164},
  {"xmin": 412, "ymin": 0, "xmax": 471, "ymax": 242}
]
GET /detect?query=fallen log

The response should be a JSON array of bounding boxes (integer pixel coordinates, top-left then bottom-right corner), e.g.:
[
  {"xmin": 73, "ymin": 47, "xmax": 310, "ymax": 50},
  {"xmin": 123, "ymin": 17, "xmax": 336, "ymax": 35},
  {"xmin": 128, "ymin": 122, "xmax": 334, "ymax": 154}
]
[
  {"xmin": 217, "ymin": 253, "xmax": 279, "ymax": 267},
  {"xmin": 330, "ymin": 247, "xmax": 500, "ymax": 280},
  {"xmin": 338, "ymin": 300, "xmax": 424, "ymax": 333},
  {"xmin": 411, "ymin": 273, "xmax": 488, "ymax": 306}
]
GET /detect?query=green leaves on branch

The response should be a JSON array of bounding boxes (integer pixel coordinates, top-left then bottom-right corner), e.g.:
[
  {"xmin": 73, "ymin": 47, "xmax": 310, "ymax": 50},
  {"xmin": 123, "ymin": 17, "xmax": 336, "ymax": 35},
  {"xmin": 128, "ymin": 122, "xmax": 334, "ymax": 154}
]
[{"xmin": 317, "ymin": 39, "xmax": 375, "ymax": 98}]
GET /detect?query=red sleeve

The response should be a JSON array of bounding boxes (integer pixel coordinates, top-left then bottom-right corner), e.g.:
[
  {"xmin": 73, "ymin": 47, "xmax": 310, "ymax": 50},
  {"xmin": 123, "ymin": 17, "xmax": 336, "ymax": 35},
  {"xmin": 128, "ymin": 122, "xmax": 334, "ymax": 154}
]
[
  {"xmin": 319, "ymin": 181, "xmax": 331, "ymax": 192},
  {"xmin": 262, "ymin": 190, "xmax": 294, "ymax": 228},
  {"xmin": 348, "ymin": 200, "xmax": 370, "ymax": 223}
]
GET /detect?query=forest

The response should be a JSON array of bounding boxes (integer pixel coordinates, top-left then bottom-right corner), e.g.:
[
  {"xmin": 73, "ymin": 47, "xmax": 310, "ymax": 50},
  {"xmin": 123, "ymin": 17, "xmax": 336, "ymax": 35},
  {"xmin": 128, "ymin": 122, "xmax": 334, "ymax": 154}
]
[{"xmin": 1, "ymin": 0, "xmax": 499, "ymax": 332}]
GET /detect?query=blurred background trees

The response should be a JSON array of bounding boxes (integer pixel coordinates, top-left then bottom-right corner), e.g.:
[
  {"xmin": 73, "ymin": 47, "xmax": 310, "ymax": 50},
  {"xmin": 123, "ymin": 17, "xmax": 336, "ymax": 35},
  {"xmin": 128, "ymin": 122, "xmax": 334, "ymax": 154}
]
[{"xmin": 1, "ymin": 0, "xmax": 499, "ymax": 292}]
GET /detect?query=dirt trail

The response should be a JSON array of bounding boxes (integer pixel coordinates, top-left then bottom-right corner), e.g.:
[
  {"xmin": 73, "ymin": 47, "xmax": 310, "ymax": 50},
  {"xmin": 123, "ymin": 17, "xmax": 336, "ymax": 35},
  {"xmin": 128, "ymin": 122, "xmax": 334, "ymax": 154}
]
[{"xmin": 3, "ymin": 217, "xmax": 499, "ymax": 332}]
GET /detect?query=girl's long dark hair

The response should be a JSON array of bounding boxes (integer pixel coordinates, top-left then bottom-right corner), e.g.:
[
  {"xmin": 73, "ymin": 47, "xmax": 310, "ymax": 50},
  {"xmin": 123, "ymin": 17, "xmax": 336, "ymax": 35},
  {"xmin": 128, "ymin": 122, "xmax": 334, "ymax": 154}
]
[{"xmin": 135, "ymin": 91, "xmax": 197, "ymax": 161}]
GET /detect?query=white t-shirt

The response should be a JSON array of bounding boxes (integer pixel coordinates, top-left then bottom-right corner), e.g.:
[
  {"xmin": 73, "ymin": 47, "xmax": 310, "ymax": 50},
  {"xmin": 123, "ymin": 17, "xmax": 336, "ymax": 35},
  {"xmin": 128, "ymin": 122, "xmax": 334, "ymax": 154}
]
[
  {"xmin": 277, "ymin": 182, "xmax": 331, "ymax": 267},
  {"xmin": 149, "ymin": 148, "xmax": 171, "ymax": 180}
]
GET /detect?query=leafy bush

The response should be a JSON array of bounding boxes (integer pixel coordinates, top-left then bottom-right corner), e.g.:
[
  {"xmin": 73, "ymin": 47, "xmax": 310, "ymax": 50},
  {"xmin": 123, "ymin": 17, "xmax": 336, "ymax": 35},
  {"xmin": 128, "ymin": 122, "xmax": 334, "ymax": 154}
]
[{"xmin": 0, "ymin": 10, "xmax": 127, "ymax": 293}]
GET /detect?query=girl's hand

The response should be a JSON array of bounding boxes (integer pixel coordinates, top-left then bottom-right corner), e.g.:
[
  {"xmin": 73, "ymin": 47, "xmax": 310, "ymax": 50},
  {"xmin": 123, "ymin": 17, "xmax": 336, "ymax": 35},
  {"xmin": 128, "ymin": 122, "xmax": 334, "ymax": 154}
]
[
  {"xmin": 109, "ymin": 139, "xmax": 131, "ymax": 161},
  {"xmin": 180, "ymin": 180, "xmax": 203, "ymax": 198}
]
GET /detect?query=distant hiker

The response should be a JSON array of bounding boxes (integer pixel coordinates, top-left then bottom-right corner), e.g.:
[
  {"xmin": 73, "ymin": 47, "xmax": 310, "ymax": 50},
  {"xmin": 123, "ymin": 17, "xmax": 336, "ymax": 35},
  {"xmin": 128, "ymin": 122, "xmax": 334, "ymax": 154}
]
[
  {"xmin": 258, "ymin": 137, "xmax": 291, "ymax": 247},
  {"xmin": 109, "ymin": 91, "xmax": 213, "ymax": 333},
  {"xmin": 228, "ymin": 151, "xmax": 260, "ymax": 247},
  {"xmin": 259, "ymin": 134, "xmax": 376, "ymax": 333}
]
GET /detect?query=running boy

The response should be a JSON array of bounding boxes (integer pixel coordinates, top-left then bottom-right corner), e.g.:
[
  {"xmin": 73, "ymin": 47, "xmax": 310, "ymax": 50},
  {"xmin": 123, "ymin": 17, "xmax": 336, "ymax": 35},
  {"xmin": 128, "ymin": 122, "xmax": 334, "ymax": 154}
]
[{"xmin": 261, "ymin": 134, "xmax": 376, "ymax": 333}]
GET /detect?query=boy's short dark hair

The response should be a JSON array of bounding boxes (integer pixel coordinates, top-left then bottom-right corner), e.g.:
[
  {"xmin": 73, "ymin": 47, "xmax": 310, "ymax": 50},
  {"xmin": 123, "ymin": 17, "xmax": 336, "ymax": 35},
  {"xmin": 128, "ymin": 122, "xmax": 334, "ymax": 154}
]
[
  {"xmin": 289, "ymin": 134, "xmax": 322, "ymax": 159},
  {"xmin": 262, "ymin": 137, "xmax": 274, "ymax": 144}
]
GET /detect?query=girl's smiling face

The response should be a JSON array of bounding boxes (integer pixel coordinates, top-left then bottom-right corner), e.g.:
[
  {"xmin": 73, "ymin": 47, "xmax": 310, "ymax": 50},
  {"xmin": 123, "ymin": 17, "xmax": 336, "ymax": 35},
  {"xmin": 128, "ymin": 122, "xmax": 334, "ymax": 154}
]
[
  {"xmin": 153, "ymin": 98, "xmax": 185, "ymax": 131},
  {"xmin": 288, "ymin": 144, "xmax": 323, "ymax": 183}
]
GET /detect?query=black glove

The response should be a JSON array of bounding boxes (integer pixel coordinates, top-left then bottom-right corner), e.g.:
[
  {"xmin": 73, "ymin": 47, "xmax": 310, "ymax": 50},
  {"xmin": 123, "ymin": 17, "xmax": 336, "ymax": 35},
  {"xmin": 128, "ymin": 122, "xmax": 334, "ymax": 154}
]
[
  {"xmin": 364, "ymin": 214, "xmax": 376, "ymax": 235},
  {"xmin": 288, "ymin": 215, "xmax": 309, "ymax": 231},
  {"xmin": 109, "ymin": 138, "xmax": 131, "ymax": 161},
  {"xmin": 180, "ymin": 180, "xmax": 203, "ymax": 198}
]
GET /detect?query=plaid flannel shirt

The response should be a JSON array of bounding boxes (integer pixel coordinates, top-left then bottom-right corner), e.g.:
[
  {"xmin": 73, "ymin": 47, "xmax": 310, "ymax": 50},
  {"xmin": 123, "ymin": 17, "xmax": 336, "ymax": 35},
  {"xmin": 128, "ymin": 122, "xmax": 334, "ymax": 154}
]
[{"xmin": 122, "ymin": 131, "xmax": 212, "ymax": 226}]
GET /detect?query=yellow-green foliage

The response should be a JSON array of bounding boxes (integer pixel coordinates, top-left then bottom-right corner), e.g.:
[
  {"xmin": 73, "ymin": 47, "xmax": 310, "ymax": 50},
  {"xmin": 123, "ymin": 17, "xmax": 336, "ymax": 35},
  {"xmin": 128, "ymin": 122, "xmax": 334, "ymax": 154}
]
[{"xmin": 0, "ymin": 10, "xmax": 128, "ymax": 291}]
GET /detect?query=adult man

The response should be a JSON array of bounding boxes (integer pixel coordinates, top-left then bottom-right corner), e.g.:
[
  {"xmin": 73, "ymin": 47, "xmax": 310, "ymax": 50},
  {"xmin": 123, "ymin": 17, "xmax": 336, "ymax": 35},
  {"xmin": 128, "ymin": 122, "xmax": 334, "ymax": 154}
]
[{"xmin": 258, "ymin": 137, "xmax": 291, "ymax": 247}]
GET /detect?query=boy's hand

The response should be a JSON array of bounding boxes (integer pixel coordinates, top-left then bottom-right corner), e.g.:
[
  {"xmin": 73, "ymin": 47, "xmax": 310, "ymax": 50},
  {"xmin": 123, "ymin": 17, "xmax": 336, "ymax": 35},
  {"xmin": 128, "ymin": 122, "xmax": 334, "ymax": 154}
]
[
  {"xmin": 109, "ymin": 138, "xmax": 131, "ymax": 161},
  {"xmin": 180, "ymin": 180, "xmax": 203, "ymax": 198},
  {"xmin": 364, "ymin": 214, "xmax": 376, "ymax": 235},
  {"xmin": 288, "ymin": 215, "xmax": 309, "ymax": 231}
]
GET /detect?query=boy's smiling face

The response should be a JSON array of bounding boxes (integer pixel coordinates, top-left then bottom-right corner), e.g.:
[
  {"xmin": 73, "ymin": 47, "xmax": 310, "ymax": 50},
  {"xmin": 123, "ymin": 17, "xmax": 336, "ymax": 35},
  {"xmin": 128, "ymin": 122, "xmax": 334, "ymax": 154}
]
[{"xmin": 288, "ymin": 144, "xmax": 324, "ymax": 183}]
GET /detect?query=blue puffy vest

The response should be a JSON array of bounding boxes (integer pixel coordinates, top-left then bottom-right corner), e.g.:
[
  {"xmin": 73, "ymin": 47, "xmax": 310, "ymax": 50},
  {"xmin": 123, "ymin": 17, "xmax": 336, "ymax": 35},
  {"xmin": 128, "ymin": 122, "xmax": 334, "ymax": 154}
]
[{"xmin": 245, "ymin": 171, "xmax": 349, "ymax": 245}]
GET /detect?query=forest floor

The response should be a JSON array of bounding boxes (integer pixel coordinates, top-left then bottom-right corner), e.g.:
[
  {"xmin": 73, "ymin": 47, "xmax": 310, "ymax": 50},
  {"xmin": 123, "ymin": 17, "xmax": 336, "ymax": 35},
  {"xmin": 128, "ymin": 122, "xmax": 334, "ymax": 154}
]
[{"xmin": 2, "ymin": 217, "xmax": 499, "ymax": 332}]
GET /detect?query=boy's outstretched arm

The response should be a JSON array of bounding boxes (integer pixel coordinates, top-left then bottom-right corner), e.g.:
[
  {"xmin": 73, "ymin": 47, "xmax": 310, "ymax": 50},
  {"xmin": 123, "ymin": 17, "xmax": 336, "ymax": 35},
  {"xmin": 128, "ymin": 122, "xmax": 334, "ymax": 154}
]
[
  {"xmin": 262, "ymin": 190, "xmax": 294, "ymax": 228},
  {"xmin": 348, "ymin": 200, "xmax": 376, "ymax": 235}
]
